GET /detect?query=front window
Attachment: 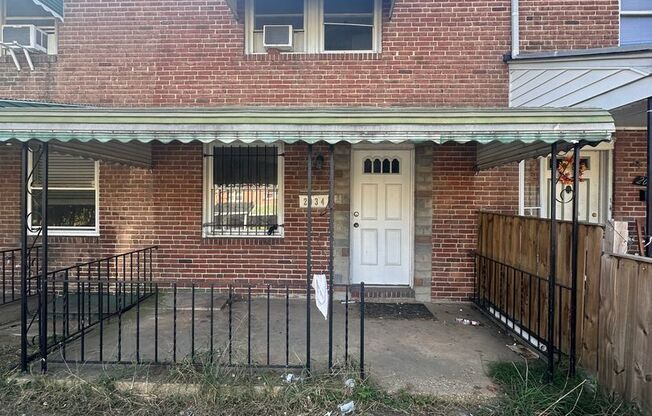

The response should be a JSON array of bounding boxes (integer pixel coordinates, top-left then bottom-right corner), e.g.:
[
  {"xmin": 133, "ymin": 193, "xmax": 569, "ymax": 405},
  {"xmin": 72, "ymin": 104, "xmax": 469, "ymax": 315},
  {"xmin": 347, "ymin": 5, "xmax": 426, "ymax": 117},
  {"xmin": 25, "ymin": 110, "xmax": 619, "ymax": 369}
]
[
  {"xmin": 1, "ymin": 0, "xmax": 59, "ymax": 55},
  {"xmin": 245, "ymin": 0, "xmax": 381, "ymax": 54},
  {"xmin": 204, "ymin": 144, "xmax": 284, "ymax": 237},
  {"xmin": 29, "ymin": 152, "xmax": 99, "ymax": 235},
  {"xmin": 620, "ymin": 0, "xmax": 652, "ymax": 45}
]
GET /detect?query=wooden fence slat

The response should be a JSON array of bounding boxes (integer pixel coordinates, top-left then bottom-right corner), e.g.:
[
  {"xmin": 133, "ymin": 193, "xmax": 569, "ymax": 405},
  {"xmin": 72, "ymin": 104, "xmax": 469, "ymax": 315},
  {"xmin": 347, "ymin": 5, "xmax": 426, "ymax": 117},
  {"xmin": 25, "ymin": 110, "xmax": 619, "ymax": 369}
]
[{"xmin": 629, "ymin": 262, "xmax": 652, "ymax": 410}]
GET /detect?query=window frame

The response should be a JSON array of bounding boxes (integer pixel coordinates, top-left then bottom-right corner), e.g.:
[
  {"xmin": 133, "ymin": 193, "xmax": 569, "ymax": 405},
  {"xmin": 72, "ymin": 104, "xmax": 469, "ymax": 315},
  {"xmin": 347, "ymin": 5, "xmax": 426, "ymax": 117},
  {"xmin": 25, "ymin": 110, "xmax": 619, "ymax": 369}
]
[
  {"xmin": 619, "ymin": 0, "xmax": 652, "ymax": 46},
  {"xmin": 244, "ymin": 0, "xmax": 382, "ymax": 55},
  {"xmin": 27, "ymin": 151, "xmax": 100, "ymax": 237},
  {"xmin": 202, "ymin": 143, "xmax": 285, "ymax": 239},
  {"xmin": 0, "ymin": 0, "xmax": 59, "ymax": 55}
]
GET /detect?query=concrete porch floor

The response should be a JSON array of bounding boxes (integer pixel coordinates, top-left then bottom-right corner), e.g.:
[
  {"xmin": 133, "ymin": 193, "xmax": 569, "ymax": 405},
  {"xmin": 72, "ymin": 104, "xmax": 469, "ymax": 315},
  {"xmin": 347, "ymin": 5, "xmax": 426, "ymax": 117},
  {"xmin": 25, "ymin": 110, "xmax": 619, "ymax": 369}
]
[{"xmin": 37, "ymin": 292, "xmax": 516, "ymax": 398}]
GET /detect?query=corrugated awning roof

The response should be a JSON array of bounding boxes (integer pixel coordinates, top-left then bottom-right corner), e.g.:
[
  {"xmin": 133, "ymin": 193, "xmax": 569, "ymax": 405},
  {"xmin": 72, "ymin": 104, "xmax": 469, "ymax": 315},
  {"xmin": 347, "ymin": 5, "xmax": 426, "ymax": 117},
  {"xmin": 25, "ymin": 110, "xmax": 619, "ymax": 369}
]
[
  {"xmin": 31, "ymin": 0, "xmax": 64, "ymax": 21},
  {"xmin": 0, "ymin": 99, "xmax": 79, "ymax": 108},
  {"xmin": 0, "ymin": 107, "xmax": 615, "ymax": 169}
]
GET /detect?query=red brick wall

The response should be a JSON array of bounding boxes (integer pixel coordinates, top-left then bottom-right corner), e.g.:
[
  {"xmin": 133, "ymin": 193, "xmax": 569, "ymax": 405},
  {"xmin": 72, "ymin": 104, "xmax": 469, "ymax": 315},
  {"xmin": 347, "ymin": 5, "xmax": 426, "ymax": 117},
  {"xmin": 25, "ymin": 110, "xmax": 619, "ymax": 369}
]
[
  {"xmin": 519, "ymin": 0, "xmax": 619, "ymax": 52},
  {"xmin": 0, "ymin": 143, "xmax": 333, "ymax": 291},
  {"xmin": 432, "ymin": 143, "xmax": 518, "ymax": 301},
  {"xmin": 150, "ymin": 143, "xmax": 331, "ymax": 289},
  {"xmin": 0, "ymin": 145, "xmax": 20, "ymax": 250},
  {"xmin": 2, "ymin": 142, "xmax": 518, "ymax": 298},
  {"xmin": 613, "ymin": 130, "xmax": 648, "ymax": 251},
  {"xmin": 0, "ymin": 145, "xmax": 156, "ymax": 265},
  {"xmin": 0, "ymin": 0, "xmax": 619, "ymax": 107}
]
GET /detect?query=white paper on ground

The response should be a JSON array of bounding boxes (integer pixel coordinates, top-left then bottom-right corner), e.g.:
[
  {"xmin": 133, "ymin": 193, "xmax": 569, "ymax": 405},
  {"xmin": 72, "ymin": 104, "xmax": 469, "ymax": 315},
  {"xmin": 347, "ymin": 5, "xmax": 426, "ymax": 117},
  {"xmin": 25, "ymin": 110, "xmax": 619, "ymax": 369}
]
[{"xmin": 312, "ymin": 274, "xmax": 329, "ymax": 320}]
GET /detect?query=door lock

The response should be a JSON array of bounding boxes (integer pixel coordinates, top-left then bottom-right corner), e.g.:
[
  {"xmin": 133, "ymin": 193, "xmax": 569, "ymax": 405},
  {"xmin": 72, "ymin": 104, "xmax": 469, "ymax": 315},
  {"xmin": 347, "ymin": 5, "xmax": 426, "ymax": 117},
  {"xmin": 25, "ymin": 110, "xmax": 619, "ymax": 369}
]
[{"xmin": 353, "ymin": 223, "xmax": 359, "ymax": 228}]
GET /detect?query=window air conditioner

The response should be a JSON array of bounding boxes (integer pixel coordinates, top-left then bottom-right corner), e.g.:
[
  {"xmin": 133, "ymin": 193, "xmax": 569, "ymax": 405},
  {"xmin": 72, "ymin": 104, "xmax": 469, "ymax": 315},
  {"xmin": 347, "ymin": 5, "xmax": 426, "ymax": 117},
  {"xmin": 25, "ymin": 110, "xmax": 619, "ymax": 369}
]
[
  {"xmin": 1, "ymin": 24, "xmax": 49, "ymax": 53},
  {"xmin": 263, "ymin": 25, "xmax": 293, "ymax": 50}
]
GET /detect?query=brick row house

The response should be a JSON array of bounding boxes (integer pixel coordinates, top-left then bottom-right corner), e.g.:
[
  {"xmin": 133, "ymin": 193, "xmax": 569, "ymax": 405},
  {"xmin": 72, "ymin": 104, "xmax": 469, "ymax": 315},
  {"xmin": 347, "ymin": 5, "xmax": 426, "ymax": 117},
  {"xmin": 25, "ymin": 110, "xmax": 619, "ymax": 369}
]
[{"xmin": 0, "ymin": 0, "xmax": 649, "ymax": 303}]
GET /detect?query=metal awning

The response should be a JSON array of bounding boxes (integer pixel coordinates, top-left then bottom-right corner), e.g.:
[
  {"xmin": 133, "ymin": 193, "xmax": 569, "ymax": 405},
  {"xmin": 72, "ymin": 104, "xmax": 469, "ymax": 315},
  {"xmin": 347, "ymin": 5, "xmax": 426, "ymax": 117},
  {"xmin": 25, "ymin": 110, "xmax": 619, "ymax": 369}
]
[
  {"xmin": 31, "ymin": 0, "xmax": 64, "ymax": 21},
  {"xmin": 0, "ymin": 107, "xmax": 615, "ymax": 169},
  {"xmin": 507, "ymin": 45, "xmax": 652, "ymax": 126}
]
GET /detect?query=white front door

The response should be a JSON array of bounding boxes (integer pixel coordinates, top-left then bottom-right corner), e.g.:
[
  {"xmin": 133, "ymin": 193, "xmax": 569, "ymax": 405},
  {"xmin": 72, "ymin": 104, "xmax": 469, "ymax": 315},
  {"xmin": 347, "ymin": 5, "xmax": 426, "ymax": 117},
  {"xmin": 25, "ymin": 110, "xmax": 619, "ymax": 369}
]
[
  {"xmin": 350, "ymin": 149, "xmax": 413, "ymax": 285},
  {"xmin": 541, "ymin": 150, "xmax": 609, "ymax": 223}
]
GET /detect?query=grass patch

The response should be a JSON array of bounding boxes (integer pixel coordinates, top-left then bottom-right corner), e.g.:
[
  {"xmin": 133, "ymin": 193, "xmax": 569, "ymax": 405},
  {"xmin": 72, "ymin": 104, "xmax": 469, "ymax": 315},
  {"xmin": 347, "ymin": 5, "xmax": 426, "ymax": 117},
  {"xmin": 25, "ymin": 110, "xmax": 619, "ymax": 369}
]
[
  {"xmin": 0, "ymin": 362, "xmax": 486, "ymax": 416},
  {"xmin": 487, "ymin": 360, "xmax": 641, "ymax": 416}
]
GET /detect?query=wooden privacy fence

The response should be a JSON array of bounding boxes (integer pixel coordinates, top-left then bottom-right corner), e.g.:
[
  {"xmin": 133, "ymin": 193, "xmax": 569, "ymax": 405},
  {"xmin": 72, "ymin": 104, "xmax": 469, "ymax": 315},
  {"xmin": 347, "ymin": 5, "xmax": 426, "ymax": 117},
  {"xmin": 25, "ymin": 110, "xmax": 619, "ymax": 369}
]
[
  {"xmin": 475, "ymin": 212, "xmax": 604, "ymax": 372},
  {"xmin": 598, "ymin": 253, "xmax": 652, "ymax": 414},
  {"xmin": 476, "ymin": 212, "xmax": 652, "ymax": 414}
]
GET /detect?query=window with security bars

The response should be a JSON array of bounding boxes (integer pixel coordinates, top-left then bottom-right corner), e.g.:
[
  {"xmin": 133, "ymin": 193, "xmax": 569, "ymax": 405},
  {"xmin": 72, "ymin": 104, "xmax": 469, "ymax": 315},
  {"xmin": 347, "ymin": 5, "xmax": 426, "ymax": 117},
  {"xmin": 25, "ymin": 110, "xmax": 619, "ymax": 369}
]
[
  {"xmin": 205, "ymin": 145, "xmax": 283, "ymax": 237},
  {"xmin": 29, "ymin": 151, "xmax": 98, "ymax": 235}
]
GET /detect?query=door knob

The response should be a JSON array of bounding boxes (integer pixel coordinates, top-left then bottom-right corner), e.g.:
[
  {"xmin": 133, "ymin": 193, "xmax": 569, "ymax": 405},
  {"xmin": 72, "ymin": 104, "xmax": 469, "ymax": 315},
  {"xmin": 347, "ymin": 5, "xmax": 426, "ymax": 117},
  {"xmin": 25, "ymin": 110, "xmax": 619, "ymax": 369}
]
[{"xmin": 353, "ymin": 223, "xmax": 359, "ymax": 228}]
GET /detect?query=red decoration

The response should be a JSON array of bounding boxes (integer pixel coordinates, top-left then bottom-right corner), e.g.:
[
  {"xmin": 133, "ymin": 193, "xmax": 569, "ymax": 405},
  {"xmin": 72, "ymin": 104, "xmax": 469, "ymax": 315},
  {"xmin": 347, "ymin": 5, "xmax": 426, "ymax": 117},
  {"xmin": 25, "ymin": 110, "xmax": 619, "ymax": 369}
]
[{"xmin": 557, "ymin": 155, "xmax": 586, "ymax": 186}]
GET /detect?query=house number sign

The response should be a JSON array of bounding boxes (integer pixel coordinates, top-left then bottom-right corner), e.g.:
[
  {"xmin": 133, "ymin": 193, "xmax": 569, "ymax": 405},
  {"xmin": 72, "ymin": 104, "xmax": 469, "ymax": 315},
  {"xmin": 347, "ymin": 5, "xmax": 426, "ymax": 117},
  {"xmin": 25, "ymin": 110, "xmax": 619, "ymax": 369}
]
[{"xmin": 299, "ymin": 195, "xmax": 329, "ymax": 208}]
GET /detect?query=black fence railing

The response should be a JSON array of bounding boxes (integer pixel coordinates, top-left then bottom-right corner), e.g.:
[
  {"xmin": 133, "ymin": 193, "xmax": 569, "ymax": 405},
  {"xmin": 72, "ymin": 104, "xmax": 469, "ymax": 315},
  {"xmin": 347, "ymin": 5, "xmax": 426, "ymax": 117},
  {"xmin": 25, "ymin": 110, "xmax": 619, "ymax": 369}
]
[
  {"xmin": 474, "ymin": 253, "xmax": 572, "ymax": 360},
  {"xmin": 1, "ymin": 246, "xmax": 40, "ymax": 306},
  {"xmin": 26, "ymin": 247, "xmax": 156, "ymax": 361},
  {"xmin": 44, "ymin": 279, "xmax": 365, "ymax": 377}
]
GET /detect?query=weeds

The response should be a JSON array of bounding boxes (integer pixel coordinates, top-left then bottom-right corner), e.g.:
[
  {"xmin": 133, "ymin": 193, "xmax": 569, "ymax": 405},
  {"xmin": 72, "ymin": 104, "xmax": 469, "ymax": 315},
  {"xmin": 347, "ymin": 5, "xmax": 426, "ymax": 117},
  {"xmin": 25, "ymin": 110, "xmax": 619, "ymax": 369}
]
[
  {"xmin": 0, "ymin": 361, "xmax": 484, "ymax": 415},
  {"xmin": 487, "ymin": 360, "xmax": 641, "ymax": 416}
]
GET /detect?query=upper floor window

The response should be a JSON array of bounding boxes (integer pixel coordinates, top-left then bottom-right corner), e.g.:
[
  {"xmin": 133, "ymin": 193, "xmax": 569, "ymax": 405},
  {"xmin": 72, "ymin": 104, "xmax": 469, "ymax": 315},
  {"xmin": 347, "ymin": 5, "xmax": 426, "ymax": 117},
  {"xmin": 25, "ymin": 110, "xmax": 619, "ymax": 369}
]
[
  {"xmin": 0, "ymin": 0, "xmax": 60, "ymax": 55},
  {"xmin": 620, "ymin": 0, "xmax": 652, "ymax": 45},
  {"xmin": 245, "ymin": 0, "xmax": 381, "ymax": 54}
]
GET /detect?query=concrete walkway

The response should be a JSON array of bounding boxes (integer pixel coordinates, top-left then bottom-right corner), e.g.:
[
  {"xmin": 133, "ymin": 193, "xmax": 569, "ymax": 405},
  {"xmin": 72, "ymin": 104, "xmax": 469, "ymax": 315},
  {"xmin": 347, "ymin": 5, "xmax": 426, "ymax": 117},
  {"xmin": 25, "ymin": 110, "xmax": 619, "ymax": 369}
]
[{"xmin": 34, "ymin": 292, "xmax": 516, "ymax": 398}]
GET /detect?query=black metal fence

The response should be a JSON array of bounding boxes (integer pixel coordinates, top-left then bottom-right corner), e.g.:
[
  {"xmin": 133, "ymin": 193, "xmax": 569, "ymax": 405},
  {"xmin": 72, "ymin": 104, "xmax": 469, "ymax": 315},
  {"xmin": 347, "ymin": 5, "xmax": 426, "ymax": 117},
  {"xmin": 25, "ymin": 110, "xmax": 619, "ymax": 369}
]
[
  {"xmin": 32, "ymin": 249, "xmax": 365, "ymax": 377},
  {"xmin": 1, "ymin": 246, "xmax": 40, "ymax": 306},
  {"xmin": 25, "ymin": 247, "xmax": 156, "ymax": 364},
  {"xmin": 474, "ymin": 253, "xmax": 571, "ymax": 361},
  {"xmin": 43, "ymin": 281, "xmax": 365, "ymax": 377}
]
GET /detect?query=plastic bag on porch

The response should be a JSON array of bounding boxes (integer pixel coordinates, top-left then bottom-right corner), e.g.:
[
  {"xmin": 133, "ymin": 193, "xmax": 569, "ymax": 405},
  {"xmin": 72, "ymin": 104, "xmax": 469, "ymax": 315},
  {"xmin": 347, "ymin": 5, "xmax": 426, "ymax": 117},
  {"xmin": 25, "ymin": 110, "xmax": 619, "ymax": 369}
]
[{"xmin": 312, "ymin": 274, "xmax": 329, "ymax": 320}]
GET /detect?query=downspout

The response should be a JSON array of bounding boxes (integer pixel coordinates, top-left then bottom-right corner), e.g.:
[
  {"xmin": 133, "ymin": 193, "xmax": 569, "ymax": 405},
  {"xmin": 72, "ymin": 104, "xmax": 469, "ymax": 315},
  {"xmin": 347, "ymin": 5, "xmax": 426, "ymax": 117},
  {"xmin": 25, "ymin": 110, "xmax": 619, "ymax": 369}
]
[
  {"xmin": 511, "ymin": 0, "xmax": 520, "ymax": 57},
  {"xmin": 646, "ymin": 97, "xmax": 652, "ymax": 257}
]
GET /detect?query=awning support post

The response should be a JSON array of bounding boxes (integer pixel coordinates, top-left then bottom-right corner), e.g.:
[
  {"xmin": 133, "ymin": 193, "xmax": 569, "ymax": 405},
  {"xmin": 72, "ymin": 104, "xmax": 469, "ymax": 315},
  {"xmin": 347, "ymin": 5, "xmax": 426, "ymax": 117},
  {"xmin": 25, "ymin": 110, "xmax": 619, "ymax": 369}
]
[
  {"xmin": 305, "ymin": 143, "xmax": 313, "ymax": 374},
  {"xmin": 19, "ymin": 143, "xmax": 28, "ymax": 372},
  {"xmin": 647, "ymin": 97, "xmax": 652, "ymax": 257},
  {"xmin": 40, "ymin": 142, "xmax": 49, "ymax": 373},
  {"xmin": 548, "ymin": 142, "xmax": 558, "ymax": 380},
  {"xmin": 327, "ymin": 144, "xmax": 334, "ymax": 371},
  {"xmin": 570, "ymin": 143, "xmax": 580, "ymax": 376}
]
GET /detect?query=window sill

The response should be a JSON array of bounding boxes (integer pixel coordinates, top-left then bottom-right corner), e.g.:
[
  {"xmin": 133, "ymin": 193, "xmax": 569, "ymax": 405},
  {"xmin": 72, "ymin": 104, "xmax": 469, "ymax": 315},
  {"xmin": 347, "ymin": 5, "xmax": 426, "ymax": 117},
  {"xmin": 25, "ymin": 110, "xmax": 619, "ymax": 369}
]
[
  {"xmin": 202, "ymin": 234, "xmax": 284, "ymax": 245},
  {"xmin": 29, "ymin": 230, "xmax": 99, "ymax": 238},
  {"xmin": 243, "ymin": 51, "xmax": 382, "ymax": 62}
]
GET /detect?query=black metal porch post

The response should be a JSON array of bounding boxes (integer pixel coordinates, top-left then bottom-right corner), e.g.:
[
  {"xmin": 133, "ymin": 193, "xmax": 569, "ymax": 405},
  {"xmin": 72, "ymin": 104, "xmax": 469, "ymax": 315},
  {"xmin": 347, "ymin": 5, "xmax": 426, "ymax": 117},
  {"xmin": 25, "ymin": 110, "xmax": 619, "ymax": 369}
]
[
  {"xmin": 570, "ymin": 142, "xmax": 580, "ymax": 376},
  {"xmin": 306, "ymin": 143, "xmax": 313, "ymax": 373},
  {"xmin": 647, "ymin": 97, "xmax": 652, "ymax": 257},
  {"xmin": 19, "ymin": 142, "xmax": 29, "ymax": 372},
  {"xmin": 548, "ymin": 142, "xmax": 558, "ymax": 380},
  {"xmin": 328, "ymin": 144, "xmax": 335, "ymax": 371},
  {"xmin": 40, "ymin": 142, "xmax": 49, "ymax": 373}
]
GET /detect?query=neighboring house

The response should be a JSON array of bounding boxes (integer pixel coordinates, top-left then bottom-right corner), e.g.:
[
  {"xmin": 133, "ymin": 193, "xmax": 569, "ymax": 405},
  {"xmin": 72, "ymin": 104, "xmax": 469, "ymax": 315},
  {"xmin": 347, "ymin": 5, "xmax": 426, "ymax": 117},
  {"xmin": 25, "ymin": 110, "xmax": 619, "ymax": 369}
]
[{"xmin": 0, "ymin": 0, "xmax": 646, "ymax": 302}]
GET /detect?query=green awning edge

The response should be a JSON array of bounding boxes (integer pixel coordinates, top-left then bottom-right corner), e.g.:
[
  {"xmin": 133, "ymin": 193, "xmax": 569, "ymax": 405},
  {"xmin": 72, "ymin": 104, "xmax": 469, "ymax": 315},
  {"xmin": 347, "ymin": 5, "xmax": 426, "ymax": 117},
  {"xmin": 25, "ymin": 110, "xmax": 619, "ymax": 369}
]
[
  {"xmin": 32, "ymin": 0, "xmax": 64, "ymax": 21},
  {"xmin": 0, "ymin": 107, "xmax": 615, "ymax": 146},
  {"xmin": 0, "ymin": 107, "xmax": 615, "ymax": 126}
]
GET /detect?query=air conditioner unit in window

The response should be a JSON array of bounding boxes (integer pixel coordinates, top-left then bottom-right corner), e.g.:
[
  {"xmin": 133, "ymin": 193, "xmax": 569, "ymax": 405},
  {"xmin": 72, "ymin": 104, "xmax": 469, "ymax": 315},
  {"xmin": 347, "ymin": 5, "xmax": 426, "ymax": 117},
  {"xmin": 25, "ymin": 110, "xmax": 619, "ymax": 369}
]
[
  {"xmin": 1, "ymin": 24, "xmax": 49, "ymax": 53},
  {"xmin": 263, "ymin": 25, "xmax": 293, "ymax": 50}
]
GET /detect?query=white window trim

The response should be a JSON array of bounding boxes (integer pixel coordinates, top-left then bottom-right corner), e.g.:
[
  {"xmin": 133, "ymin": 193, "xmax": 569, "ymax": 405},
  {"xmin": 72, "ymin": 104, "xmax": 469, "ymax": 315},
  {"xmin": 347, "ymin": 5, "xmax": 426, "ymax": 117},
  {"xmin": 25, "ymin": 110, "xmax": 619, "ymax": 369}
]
[
  {"xmin": 27, "ymin": 152, "xmax": 100, "ymax": 237},
  {"xmin": 244, "ymin": 0, "xmax": 382, "ymax": 55},
  {"xmin": 202, "ymin": 143, "xmax": 285, "ymax": 239}
]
